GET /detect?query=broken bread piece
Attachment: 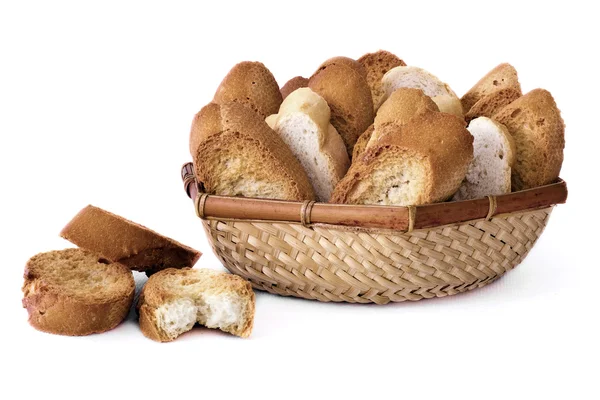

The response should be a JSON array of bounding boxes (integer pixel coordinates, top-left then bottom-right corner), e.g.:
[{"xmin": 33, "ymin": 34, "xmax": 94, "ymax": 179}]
[
  {"xmin": 461, "ymin": 63, "xmax": 521, "ymax": 113},
  {"xmin": 267, "ymin": 87, "xmax": 350, "ymax": 202},
  {"xmin": 453, "ymin": 117, "xmax": 516, "ymax": 201},
  {"xmin": 137, "ymin": 268, "xmax": 255, "ymax": 341},
  {"xmin": 61, "ymin": 205, "xmax": 201, "ymax": 276},
  {"xmin": 22, "ymin": 248, "xmax": 134, "ymax": 336}
]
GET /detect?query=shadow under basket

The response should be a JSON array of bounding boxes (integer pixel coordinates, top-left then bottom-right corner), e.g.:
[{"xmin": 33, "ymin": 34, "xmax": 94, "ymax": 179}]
[{"xmin": 181, "ymin": 163, "xmax": 567, "ymax": 304}]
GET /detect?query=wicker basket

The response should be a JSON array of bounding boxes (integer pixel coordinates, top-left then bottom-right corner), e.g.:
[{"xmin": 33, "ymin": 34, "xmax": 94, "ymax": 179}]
[{"xmin": 181, "ymin": 163, "xmax": 567, "ymax": 304}]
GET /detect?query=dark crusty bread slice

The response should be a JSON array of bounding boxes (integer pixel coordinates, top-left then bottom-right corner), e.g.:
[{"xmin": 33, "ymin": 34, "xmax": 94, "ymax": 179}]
[
  {"xmin": 60, "ymin": 205, "xmax": 201, "ymax": 276},
  {"xmin": 22, "ymin": 248, "xmax": 134, "ymax": 336},
  {"xmin": 461, "ymin": 63, "xmax": 521, "ymax": 113},
  {"xmin": 357, "ymin": 50, "xmax": 407, "ymax": 110},
  {"xmin": 190, "ymin": 102, "xmax": 315, "ymax": 201},
  {"xmin": 138, "ymin": 268, "xmax": 255, "ymax": 341},
  {"xmin": 280, "ymin": 76, "xmax": 308, "ymax": 99},
  {"xmin": 352, "ymin": 124, "xmax": 375, "ymax": 161},
  {"xmin": 492, "ymin": 89, "xmax": 565, "ymax": 191},
  {"xmin": 213, "ymin": 61, "xmax": 283, "ymax": 118},
  {"xmin": 465, "ymin": 87, "xmax": 521, "ymax": 122},
  {"xmin": 309, "ymin": 60, "xmax": 374, "ymax": 155},
  {"xmin": 331, "ymin": 112, "xmax": 473, "ymax": 205}
]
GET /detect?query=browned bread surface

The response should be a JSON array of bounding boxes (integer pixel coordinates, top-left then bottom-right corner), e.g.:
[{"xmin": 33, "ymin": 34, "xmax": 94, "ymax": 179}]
[
  {"xmin": 22, "ymin": 248, "xmax": 134, "ymax": 336},
  {"xmin": 352, "ymin": 124, "xmax": 375, "ymax": 161},
  {"xmin": 138, "ymin": 268, "xmax": 255, "ymax": 341},
  {"xmin": 461, "ymin": 63, "xmax": 521, "ymax": 113},
  {"xmin": 357, "ymin": 50, "xmax": 407, "ymax": 109},
  {"xmin": 190, "ymin": 102, "xmax": 315, "ymax": 201},
  {"xmin": 331, "ymin": 112, "xmax": 473, "ymax": 205},
  {"xmin": 374, "ymin": 88, "xmax": 439, "ymax": 130},
  {"xmin": 465, "ymin": 87, "xmax": 521, "ymax": 122},
  {"xmin": 61, "ymin": 205, "xmax": 201, "ymax": 275},
  {"xmin": 492, "ymin": 89, "xmax": 565, "ymax": 190},
  {"xmin": 308, "ymin": 62, "xmax": 374, "ymax": 155},
  {"xmin": 316, "ymin": 56, "xmax": 367, "ymax": 78},
  {"xmin": 280, "ymin": 76, "xmax": 308, "ymax": 99},
  {"xmin": 213, "ymin": 61, "xmax": 282, "ymax": 118}
]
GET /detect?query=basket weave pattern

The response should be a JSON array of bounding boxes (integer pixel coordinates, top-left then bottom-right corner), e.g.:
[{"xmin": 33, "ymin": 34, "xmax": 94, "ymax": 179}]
[{"xmin": 201, "ymin": 207, "xmax": 552, "ymax": 304}]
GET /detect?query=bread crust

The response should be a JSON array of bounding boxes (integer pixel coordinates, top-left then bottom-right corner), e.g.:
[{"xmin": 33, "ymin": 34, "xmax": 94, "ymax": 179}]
[
  {"xmin": 492, "ymin": 89, "xmax": 564, "ymax": 190},
  {"xmin": 309, "ymin": 62, "xmax": 374, "ymax": 154},
  {"xmin": 461, "ymin": 63, "xmax": 521, "ymax": 113},
  {"xmin": 190, "ymin": 102, "xmax": 315, "ymax": 201},
  {"xmin": 137, "ymin": 268, "xmax": 256, "ymax": 341},
  {"xmin": 213, "ymin": 61, "xmax": 283, "ymax": 118},
  {"xmin": 352, "ymin": 124, "xmax": 375, "ymax": 161},
  {"xmin": 61, "ymin": 205, "xmax": 201, "ymax": 275},
  {"xmin": 22, "ymin": 249, "xmax": 134, "ymax": 336},
  {"xmin": 465, "ymin": 87, "xmax": 522, "ymax": 122},
  {"xmin": 357, "ymin": 50, "xmax": 406, "ymax": 109},
  {"xmin": 331, "ymin": 112, "xmax": 473, "ymax": 205},
  {"xmin": 280, "ymin": 76, "xmax": 308, "ymax": 99}
]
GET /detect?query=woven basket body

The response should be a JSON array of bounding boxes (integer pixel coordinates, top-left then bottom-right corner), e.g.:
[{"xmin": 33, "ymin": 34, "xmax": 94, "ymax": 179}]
[{"xmin": 201, "ymin": 208, "xmax": 552, "ymax": 304}]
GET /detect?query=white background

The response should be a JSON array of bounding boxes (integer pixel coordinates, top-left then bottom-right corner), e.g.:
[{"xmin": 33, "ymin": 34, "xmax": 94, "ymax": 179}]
[{"xmin": 1, "ymin": 1, "xmax": 598, "ymax": 399}]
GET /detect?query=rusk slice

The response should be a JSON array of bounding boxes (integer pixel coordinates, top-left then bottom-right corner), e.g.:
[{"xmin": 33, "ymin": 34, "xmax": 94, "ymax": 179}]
[
  {"xmin": 331, "ymin": 112, "xmax": 473, "ymax": 206},
  {"xmin": 213, "ymin": 61, "xmax": 282, "ymax": 118},
  {"xmin": 280, "ymin": 76, "xmax": 308, "ymax": 99},
  {"xmin": 309, "ymin": 60, "xmax": 374, "ymax": 155},
  {"xmin": 453, "ymin": 117, "xmax": 516, "ymax": 201},
  {"xmin": 190, "ymin": 102, "xmax": 315, "ymax": 201},
  {"xmin": 492, "ymin": 89, "xmax": 565, "ymax": 191},
  {"xmin": 267, "ymin": 88, "xmax": 349, "ymax": 202},
  {"xmin": 22, "ymin": 248, "xmax": 134, "ymax": 336},
  {"xmin": 379, "ymin": 66, "xmax": 463, "ymax": 117},
  {"xmin": 465, "ymin": 87, "xmax": 521, "ymax": 122},
  {"xmin": 138, "ymin": 268, "xmax": 255, "ymax": 341},
  {"xmin": 461, "ymin": 63, "xmax": 521, "ymax": 113},
  {"xmin": 61, "ymin": 205, "xmax": 201, "ymax": 276}
]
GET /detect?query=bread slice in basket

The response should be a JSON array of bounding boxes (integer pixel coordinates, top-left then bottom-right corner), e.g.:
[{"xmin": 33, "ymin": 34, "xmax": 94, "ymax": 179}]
[
  {"xmin": 137, "ymin": 268, "xmax": 255, "ymax": 341},
  {"xmin": 22, "ymin": 248, "xmax": 134, "ymax": 336},
  {"xmin": 331, "ymin": 112, "xmax": 473, "ymax": 205},
  {"xmin": 453, "ymin": 117, "xmax": 516, "ymax": 201},
  {"xmin": 461, "ymin": 63, "xmax": 521, "ymax": 113},
  {"xmin": 267, "ymin": 87, "xmax": 349, "ymax": 202},
  {"xmin": 280, "ymin": 76, "xmax": 308, "ymax": 99},
  {"xmin": 190, "ymin": 101, "xmax": 315, "ymax": 201},
  {"xmin": 357, "ymin": 50, "xmax": 406, "ymax": 110},
  {"xmin": 61, "ymin": 205, "xmax": 201, "ymax": 276}
]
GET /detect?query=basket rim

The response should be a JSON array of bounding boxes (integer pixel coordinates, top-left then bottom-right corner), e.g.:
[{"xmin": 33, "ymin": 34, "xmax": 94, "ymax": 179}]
[{"xmin": 181, "ymin": 162, "xmax": 567, "ymax": 231}]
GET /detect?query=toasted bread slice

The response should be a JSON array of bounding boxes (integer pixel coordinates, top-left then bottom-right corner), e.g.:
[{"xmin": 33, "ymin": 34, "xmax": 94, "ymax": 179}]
[
  {"xmin": 368, "ymin": 88, "xmax": 440, "ymax": 147},
  {"xmin": 316, "ymin": 56, "xmax": 367, "ymax": 78},
  {"xmin": 492, "ymin": 89, "xmax": 565, "ymax": 191},
  {"xmin": 190, "ymin": 102, "xmax": 315, "ymax": 201},
  {"xmin": 267, "ymin": 88, "xmax": 349, "ymax": 202},
  {"xmin": 465, "ymin": 87, "xmax": 521, "ymax": 122},
  {"xmin": 280, "ymin": 76, "xmax": 308, "ymax": 99},
  {"xmin": 461, "ymin": 63, "xmax": 521, "ymax": 113},
  {"xmin": 60, "ymin": 205, "xmax": 201, "ymax": 276},
  {"xmin": 309, "ymin": 60, "xmax": 374, "ymax": 155},
  {"xmin": 331, "ymin": 112, "xmax": 473, "ymax": 205},
  {"xmin": 453, "ymin": 117, "xmax": 516, "ymax": 201},
  {"xmin": 138, "ymin": 268, "xmax": 255, "ymax": 341},
  {"xmin": 22, "ymin": 248, "xmax": 134, "ymax": 336},
  {"xmin": 379, "ymin": 66, "xmax": 463, "ymax": 117},
  {"xmin": 357, "ymin": 50, "xmax": 406, "ymax": 109},
  {"xmin": 213, "ymin": 61, "xmax": 282, "ymax": 118}
]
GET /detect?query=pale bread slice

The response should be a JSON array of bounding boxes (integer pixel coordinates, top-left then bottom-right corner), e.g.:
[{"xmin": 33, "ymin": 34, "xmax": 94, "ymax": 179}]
[
  {"xmin": 280, "ymin": 76, "xmax": 308, "ymax": 99},
  {"xmin": 465, "ymin": 87, "xmax": 521, "ymax": 122},
  {"xmin": 492, "ymin": 89, "xmax": 565, "ymax": 191},
  {"xmin": 213, "ymin": 61, "xmax": 282, "ymax": 118},
  {"xmin": 137, "ymin": 268, "xmax": 255, "ymax": 341},
  {"xmin": 357, "ymin": 50, "xmax": 407, "ymax": 109},
  {"xmin": 267, "ymin": 88, "xmax": 350, "ymax": 202},
  {"xmin": 22, "ymin": 248, "xmax": 134, "ymax": 336},
  {"xmin": 461, "ymin": 63, "xmax": 521, "ymax": 113},
  {"xmin": 331, "ymin": 112, "xmax": 473, "ymax": 206},
  {"xmin": 308, "ymin": 60, "xmax": 374, "ymax": 155},
  {"xmin": 379, "ymin": 66, "xmax": 463, "ymax": 117},
  {"xmin": 190, "ymin": 102, "xmax": 315, "ymax": 201},
  {"xmin": 452, "ymin": 117, "xmax": 516, "ymax": 201}
]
